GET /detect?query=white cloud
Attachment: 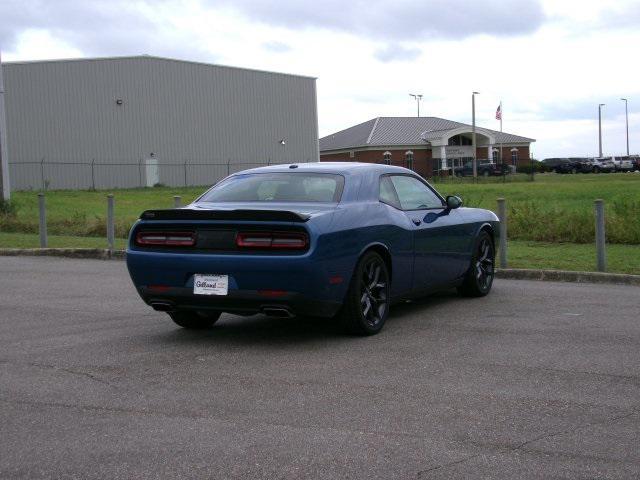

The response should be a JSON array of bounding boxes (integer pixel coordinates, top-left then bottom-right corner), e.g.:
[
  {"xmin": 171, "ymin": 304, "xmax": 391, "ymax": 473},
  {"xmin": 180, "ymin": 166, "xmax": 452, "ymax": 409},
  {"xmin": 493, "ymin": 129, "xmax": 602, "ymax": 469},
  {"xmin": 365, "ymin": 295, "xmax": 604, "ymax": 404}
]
[{"xmin": 2, "ymin": 0, "xmax": 640, "ymax": 158}]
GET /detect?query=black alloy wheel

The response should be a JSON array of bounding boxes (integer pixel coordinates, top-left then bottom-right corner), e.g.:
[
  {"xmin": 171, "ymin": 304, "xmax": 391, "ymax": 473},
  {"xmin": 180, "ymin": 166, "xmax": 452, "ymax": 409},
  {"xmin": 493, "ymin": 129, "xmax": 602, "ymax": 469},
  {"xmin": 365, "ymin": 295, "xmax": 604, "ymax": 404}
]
[
  {"xmin": 458, "ymin": 231, "xmax": 495, "ymax": 297},
  {"xmin": 339, "ymin": 251, "xmax": 390, "ymax": 335}
]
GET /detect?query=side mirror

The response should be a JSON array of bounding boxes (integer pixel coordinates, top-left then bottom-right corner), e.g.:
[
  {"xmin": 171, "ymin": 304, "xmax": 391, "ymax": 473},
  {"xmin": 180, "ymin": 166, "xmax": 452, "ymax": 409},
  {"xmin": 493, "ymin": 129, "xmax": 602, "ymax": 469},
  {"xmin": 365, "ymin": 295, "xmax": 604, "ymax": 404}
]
[{"xmin": 446, "ymin": 195, "xmax": 463, "ymax": 209}]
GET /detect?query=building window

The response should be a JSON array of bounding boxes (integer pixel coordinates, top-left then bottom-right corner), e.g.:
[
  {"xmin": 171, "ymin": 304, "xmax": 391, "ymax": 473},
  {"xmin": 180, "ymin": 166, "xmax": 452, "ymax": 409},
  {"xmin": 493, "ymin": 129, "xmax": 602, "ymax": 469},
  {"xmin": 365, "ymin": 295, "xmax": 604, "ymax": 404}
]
[
  {"xmin": 448, "ymin": 135, "xmax": 472, "ymax": 146},
  {"xmin": 511, "ymin": 149, "xmax": 518, "ymax": 165},
  {"xmin": 349, "ymin": 150, "xmax": 355, "ymax": 158},
  {"xmin": 383, "ymin": 151, "xmax": 392, "ymax": 165},
  {"xmin": 405, "ymin": 150, "xmax": 414, "ymax": 171}
]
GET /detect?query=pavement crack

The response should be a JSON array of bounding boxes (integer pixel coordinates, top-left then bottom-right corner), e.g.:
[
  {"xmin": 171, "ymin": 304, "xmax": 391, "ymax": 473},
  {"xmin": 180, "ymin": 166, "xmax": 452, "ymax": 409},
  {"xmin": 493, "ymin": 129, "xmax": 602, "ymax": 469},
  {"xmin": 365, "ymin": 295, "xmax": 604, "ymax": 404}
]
[
  {"xmin": 28, "ymin": 362, "xmax": 114, "ymax": 386},
  {"xmin": 416, "ymin": 453, "xmax": 484, "ymax": 477},
  {"xmin": 511, "ymin": 407, "xmax": 640, "ymax": 452},
  {"xmin": 416, "ymin": 406, "xmax": 640, "ymax": 477},
  {"xmin": 491, "ymin": 363, "xmax": 640, "ymax": 384}
]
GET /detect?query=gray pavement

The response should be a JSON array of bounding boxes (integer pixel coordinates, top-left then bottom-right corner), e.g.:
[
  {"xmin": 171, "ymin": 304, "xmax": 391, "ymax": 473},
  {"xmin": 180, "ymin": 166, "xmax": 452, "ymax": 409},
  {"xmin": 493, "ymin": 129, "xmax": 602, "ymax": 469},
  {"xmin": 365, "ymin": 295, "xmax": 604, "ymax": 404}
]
[{"xmin": 0, "ymin": 256, "xmax": 639, "ymax": 479}]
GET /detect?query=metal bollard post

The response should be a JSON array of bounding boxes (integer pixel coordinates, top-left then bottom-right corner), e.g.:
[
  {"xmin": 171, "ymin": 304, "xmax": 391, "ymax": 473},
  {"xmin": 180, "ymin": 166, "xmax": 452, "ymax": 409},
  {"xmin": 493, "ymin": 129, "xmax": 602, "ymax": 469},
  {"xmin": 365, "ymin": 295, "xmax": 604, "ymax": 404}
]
[
  {"xmin": 173, "ymin": 195, "xmax": 181, "ymax": 208},
  {"xmin": 38, "ymin": 193, "xmax": 47, "ymax": 248},
  {"xmin": 107, "ymin": 194, "xmax": 115, "ymax": 252},
  {"xmin": 595, "ymin": 199, "xmax": 606, "ymax": 272},
  {"xmin": 497, "ymin": 198, "xmax": 507, "ymax": 268}
]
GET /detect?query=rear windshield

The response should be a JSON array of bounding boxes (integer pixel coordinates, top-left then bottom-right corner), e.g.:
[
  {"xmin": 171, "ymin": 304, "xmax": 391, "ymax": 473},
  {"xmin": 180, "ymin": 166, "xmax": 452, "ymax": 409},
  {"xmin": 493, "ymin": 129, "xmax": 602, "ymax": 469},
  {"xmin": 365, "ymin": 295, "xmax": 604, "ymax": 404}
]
[{"xmin": 199, "ymin": 173, "xmax": 345, "ymax": 203}]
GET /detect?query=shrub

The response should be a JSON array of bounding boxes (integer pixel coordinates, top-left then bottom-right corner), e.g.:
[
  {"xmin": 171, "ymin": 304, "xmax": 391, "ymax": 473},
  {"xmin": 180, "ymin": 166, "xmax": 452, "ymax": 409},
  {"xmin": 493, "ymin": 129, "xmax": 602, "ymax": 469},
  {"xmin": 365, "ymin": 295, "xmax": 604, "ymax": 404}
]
[{"xmin": 0, "ymin": 199, "xmax": 16, "ymax": 216}]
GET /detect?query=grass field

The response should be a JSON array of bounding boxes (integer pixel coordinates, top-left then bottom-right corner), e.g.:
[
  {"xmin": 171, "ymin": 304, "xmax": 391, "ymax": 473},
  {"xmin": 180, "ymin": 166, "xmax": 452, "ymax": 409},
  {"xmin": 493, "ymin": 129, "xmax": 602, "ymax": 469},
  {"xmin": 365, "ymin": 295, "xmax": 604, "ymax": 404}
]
[
  {"xmin": 436, "ymin": 173, "xmax": 640, "ymax": 244},
  {"xmin": 1, "ymin": 173, "xmax": 639, "ymax": 245},
  {"xmin": 1, "ymin": 232, "xmax": 638, "ymax": 275}
]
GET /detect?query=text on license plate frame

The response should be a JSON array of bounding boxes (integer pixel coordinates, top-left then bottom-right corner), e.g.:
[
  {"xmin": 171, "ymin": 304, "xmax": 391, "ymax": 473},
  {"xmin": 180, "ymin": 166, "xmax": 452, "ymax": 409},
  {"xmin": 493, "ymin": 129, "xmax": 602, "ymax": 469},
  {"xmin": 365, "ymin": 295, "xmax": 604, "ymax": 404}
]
[{"xmin": 193, "ymin": 274, "xmax": 228, "ymax": 295}]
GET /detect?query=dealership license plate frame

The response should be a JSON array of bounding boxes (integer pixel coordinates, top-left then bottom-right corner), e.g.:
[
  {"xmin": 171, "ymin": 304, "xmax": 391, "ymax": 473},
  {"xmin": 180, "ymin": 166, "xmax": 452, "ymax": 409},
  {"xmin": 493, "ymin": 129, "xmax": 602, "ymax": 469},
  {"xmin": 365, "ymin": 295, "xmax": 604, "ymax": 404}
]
[{"xmin": 193, "ymin": 274, "xmax": 228, "ymax": 295}]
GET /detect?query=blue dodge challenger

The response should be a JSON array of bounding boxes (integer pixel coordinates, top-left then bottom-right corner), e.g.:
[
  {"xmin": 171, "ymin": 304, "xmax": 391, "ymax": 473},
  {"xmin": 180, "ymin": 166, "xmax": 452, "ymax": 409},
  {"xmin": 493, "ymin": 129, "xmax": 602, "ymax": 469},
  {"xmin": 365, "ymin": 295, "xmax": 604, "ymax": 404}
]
[{"xmin": 126, "ymin": 162, "xmax": 499, "ymax": 335}]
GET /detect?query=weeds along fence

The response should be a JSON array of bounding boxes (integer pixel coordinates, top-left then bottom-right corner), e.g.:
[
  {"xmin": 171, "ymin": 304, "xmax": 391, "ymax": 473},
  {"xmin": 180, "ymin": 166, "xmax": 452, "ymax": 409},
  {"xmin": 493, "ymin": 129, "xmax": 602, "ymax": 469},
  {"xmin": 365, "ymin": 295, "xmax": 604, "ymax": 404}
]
[
  {"xmin": 2, "ymin": 189, "xmax": 640, "ymax": 246},
  {"xmin": 3, "ymin": 192, "xmax": 629, "ymax": 273},
  {"xmin": 9, "ymin": 158, "xmax": 312, "ymax": 191}
]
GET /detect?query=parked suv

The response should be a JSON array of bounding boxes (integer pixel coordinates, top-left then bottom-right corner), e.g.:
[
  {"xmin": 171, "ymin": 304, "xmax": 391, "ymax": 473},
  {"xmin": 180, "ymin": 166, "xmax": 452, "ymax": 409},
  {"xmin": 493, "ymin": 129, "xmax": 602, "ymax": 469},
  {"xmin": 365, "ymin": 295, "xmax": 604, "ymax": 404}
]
[
  {"xmin": 568, "ymin": 157, "xmax": 594, "ymax": 173},
  {"xmin": 613, "ymin": 156, "xmax": 636, "ymax": 172},
  {"xmin": 454, "ymin": 161, "xmax": 511, "ymax": 177},
  {"xmin": 542, "ymin": 157, "xmax": 587, "ymax": 173},
  {"xmin": 542, "ymin": 158, "xmax": 570, "ymax": 172},
  {"xmin": 589, "ymin": 157, "xmax": 616, "ymax": 173}
]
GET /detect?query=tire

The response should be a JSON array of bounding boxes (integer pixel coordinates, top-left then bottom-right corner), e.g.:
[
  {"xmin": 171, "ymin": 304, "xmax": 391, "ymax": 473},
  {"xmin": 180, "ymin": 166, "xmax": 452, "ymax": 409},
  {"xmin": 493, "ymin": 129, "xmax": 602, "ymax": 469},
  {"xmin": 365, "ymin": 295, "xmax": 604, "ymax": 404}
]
[
  {"xmin": 338, "ymin": 251, "xmax": 390, "ymax": 335},
  {"xmin": 169, "ymin": 311, "xmax": 221, "ymax": 329},
  {"xmin": 458, "ymin": 231, "xmax": 495, "ymax": 297}
]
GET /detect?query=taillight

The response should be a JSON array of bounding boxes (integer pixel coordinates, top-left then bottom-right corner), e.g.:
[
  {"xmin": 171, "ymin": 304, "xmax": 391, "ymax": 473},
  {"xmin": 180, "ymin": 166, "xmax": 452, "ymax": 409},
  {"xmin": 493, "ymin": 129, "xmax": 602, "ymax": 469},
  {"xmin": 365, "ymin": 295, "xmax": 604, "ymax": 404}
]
[
  {"xmin": 135, "ymin": 231, "xmax": 196, "ymax": 246},
  {"xmin": 236, "ymin": 231, "xmax": 308, "ymax": 250}
]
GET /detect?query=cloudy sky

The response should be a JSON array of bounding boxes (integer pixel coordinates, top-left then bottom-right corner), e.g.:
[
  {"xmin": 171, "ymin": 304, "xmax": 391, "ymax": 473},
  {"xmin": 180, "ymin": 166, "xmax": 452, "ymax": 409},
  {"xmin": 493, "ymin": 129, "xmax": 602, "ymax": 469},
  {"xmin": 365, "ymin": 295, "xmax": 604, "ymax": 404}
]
[{"xmin": 1, "ymin": 0, "xmax": 639, "ymax": 158}]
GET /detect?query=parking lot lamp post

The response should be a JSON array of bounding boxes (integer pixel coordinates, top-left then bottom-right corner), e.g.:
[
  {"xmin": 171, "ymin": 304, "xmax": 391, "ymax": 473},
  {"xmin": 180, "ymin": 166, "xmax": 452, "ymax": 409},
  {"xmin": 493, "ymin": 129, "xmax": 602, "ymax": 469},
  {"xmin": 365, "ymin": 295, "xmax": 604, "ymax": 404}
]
[
  {"xmin": 472, "ymin": 92, "xmax": 479, "ymax": 178},
  {"xmin": 409, "ymin": 93, "xmax": 423, "ymax": 117},
  {"xmin": 0, "ymin": 50, "xmax": 10, "ymax": 201},
  {"xmin": 598, "ymin": 103, "xmax": 605, "ymax": 158},
  {"xmin": 621, "ymin": 98, "xmax": 629, "ymax": 156}
]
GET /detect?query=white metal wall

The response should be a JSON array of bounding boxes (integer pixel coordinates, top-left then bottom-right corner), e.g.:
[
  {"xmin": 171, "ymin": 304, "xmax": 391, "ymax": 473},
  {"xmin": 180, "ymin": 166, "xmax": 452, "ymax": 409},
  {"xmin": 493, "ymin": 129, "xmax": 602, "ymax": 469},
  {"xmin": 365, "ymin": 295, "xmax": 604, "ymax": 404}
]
[{"xmin": 3, "ymin": 56, "xmax": 319, "ymax": 190}]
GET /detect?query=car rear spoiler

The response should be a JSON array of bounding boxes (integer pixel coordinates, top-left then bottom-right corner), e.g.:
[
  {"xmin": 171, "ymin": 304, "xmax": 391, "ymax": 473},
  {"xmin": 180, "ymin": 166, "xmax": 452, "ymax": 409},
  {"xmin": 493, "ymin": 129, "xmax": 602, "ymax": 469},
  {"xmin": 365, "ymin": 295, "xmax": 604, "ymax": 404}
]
[{"xmin": 139, "ymin": 209, "xmax": 311, "ymax": 222}]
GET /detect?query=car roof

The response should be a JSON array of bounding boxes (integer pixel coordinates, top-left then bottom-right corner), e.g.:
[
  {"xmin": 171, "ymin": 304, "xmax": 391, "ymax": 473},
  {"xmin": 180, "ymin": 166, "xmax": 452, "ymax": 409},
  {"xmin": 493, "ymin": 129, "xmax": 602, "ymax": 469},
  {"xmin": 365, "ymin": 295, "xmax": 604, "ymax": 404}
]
[{"xmin": 235, "ymin": 162, "xmax": 414, "ymax": 176}]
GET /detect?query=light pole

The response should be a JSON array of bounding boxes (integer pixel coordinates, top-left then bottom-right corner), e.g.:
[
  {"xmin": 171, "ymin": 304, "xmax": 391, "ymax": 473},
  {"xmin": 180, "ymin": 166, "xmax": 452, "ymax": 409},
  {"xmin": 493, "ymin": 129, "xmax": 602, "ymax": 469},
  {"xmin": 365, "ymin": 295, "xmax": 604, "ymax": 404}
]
[
  {"xmin": 472, "ymin": 91, "xmax": 479, "ymax": 178},
  {"xmin": 598, "ymin": 103, "xmax": 605, "ymax": 158},
  {"xmin": 0, "ymin": 50, "xmax": 10, "ymax": 201},
  {"xmin": 621, "ymin": 98, "xmax": 629, "ymax": 156},
  {"xmin": 409, "ymin": 93, "xmax": 423, "ymax": 117}
]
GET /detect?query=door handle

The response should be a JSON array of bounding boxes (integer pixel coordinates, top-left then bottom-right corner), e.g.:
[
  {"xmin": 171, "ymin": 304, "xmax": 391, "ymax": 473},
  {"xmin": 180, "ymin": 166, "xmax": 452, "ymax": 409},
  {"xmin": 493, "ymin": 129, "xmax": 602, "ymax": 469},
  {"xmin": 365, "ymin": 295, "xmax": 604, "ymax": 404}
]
[{"xmin": 412, "ymin": 218, "xmax": 422, "ymax": 226}]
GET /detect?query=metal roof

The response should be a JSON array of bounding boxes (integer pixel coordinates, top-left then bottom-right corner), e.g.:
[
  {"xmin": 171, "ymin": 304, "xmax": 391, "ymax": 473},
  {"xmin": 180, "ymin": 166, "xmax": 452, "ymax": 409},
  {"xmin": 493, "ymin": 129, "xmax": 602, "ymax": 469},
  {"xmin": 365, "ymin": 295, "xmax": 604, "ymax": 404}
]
[
  {"xmin": 3, "ymin": 55, "xmax": 316, "ymax": 80},
  {"xmin": 320, "ymin": 117, "xmax": 535, "ymax": 151}
]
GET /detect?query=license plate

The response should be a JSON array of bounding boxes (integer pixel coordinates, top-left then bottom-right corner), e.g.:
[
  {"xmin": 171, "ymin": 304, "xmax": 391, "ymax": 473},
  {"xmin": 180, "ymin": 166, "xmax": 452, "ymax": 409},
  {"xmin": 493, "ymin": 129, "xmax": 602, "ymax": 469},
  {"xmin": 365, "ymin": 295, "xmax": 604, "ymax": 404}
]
[{"xmin": 193, "ymin": 274, "xmax": 228, "ymax": 295}]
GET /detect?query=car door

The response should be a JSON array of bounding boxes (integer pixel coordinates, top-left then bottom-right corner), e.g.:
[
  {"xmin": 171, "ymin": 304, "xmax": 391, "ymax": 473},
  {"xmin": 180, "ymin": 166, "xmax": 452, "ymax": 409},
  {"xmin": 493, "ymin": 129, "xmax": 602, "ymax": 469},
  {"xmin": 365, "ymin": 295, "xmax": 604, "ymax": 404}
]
[{"xmin": 383, "ymin": 174, "xmax": 468, "ymax": 292}]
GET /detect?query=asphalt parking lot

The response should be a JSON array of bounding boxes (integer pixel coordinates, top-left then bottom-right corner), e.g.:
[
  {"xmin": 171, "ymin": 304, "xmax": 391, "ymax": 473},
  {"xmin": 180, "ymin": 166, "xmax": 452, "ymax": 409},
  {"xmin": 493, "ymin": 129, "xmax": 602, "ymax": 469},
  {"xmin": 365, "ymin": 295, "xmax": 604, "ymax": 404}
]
[{"xmin": 1, "ymin": 256, "xmax": 639, "ymax": 479}]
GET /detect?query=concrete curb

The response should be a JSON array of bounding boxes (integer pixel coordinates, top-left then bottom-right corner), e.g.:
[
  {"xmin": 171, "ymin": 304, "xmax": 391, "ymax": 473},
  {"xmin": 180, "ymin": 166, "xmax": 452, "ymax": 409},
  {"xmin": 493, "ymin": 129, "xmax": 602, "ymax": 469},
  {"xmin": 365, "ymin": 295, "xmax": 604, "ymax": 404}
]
[
  {"xmin": 495, "ymin": 268, "xmax": 640, "ymax": 286},
  {"xmin": 0, "ymin": 248, "xmax": 125, "ymax": 260},
  {"xmin": 0, "ymin": 248, "xmax": 639, "ymax": 286}
]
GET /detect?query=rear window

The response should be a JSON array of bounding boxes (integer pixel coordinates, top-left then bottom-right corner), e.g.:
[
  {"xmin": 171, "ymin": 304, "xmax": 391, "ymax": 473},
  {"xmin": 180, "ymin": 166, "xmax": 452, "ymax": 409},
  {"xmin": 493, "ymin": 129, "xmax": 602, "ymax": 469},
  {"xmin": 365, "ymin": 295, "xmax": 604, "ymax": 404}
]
[{"xmin": 199, "ymin": 173, "xmax": 344, "ymax": 203}]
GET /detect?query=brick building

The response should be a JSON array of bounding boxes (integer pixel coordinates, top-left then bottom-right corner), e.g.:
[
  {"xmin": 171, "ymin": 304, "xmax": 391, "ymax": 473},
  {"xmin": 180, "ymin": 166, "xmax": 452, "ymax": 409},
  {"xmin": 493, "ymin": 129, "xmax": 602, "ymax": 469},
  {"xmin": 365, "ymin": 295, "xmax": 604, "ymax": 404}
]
[{"xmin": 319, "ymin": 117, "xmax": 535, "ymax": 177}]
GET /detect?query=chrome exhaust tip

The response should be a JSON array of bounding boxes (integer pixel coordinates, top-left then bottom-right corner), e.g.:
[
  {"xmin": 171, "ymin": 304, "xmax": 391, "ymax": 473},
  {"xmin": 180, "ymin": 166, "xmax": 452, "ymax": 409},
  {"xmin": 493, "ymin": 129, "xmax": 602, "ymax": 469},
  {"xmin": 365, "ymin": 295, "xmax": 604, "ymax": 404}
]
[
  {"xmin": 150, "ymin": 301, "xmax": 176, "ymax": 312},
  {"xmin": 261, "ymin": 307, "xmax": 295, "ymax": 318}
]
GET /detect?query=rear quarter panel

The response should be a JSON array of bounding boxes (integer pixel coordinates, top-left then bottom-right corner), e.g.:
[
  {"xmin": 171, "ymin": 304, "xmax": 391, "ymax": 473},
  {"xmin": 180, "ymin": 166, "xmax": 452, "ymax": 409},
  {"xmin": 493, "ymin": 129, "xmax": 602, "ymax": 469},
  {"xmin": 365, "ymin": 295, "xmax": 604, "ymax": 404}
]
[{"xmin": 310, "ymin": 201, "xmax": 414, "ymax": 299}]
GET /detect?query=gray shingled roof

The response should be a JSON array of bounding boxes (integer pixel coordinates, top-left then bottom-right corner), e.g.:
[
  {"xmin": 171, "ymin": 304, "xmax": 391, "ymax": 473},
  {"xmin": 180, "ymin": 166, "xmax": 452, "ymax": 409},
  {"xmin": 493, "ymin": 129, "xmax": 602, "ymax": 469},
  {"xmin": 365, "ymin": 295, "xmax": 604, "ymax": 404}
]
[{"xmin": 319, "ymin": 117, "xmax": 535, "ymax": 151}]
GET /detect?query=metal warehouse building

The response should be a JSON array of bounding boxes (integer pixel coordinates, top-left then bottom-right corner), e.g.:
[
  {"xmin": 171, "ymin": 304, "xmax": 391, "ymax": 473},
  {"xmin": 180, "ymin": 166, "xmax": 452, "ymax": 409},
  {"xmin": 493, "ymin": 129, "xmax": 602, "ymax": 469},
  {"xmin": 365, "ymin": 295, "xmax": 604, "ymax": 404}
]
[{"xmin": 1, "ymin": 55, "xmax": 319, "ymax": 190}]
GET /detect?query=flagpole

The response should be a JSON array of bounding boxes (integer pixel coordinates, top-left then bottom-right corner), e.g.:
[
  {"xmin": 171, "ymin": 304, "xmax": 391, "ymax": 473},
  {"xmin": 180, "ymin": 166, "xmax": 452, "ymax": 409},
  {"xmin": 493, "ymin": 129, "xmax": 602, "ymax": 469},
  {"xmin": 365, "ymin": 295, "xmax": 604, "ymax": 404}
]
[{"xmin": 499, "ymin": 101, "xmax": 503, "ymax": 165}]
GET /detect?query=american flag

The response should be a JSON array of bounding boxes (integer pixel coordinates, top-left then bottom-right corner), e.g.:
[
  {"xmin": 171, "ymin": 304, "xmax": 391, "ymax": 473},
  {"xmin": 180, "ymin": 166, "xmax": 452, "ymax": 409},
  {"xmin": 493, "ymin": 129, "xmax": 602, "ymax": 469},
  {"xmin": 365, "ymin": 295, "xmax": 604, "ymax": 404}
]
[{"xmin": 495, "ymin": 104, "xmax": 502, "ymax": 120}]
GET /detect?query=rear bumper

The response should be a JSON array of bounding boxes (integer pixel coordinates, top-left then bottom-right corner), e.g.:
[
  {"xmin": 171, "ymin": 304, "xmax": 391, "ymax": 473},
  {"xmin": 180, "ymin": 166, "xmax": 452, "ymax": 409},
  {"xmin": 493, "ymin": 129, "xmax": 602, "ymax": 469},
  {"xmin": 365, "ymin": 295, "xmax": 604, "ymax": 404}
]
[
  {"xmin": 126, "ymin": 250, "xmax": 352, "ymax": 318},
  {"xmin": 140, "ymin": 286, "xmax": 341, "ymax": 318}
]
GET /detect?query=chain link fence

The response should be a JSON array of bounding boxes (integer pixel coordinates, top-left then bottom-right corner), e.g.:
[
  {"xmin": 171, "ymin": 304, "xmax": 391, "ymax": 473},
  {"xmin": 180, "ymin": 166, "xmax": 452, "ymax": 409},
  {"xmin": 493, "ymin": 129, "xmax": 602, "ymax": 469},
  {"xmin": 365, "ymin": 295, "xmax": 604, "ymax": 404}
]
[
  {"xmin": 9, "ymin": 156, "xmax": 539, "ymax": 192},
  {"xmin": 9, "ymin": 158, "xmax": 312, "ymax": 191}
]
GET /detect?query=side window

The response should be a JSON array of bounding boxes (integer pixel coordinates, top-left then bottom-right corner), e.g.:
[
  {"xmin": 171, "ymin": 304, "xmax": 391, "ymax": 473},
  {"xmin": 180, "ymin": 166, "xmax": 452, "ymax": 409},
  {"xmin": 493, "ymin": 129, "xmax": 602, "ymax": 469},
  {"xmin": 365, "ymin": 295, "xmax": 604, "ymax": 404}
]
[
  {"xmin": 379, "ymin": 175, "xmax": 401, "ymax": 209},
  {"xmin": 389, "ymin": 175, "xmax": 443, "ymax": 210}
]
